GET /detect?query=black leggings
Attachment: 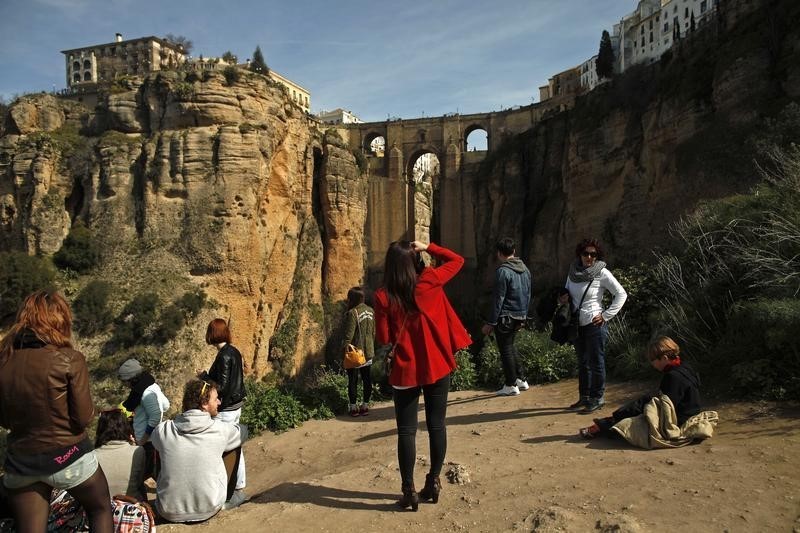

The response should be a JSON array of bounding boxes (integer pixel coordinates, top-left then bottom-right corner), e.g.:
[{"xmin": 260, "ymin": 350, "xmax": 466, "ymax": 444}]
[
  {"xmin": 347, "ymin": 366, "xmax": 372, "ymax": 405},
  {"xmin": 393, "ymin": 374, "xmax": 450, "ymax": 488}
]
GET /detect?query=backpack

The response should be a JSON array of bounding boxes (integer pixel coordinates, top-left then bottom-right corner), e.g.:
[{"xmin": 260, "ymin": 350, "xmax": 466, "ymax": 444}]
[{"xmin": 111, "ymin": 495, "xmax": 156, "ymax": 533}]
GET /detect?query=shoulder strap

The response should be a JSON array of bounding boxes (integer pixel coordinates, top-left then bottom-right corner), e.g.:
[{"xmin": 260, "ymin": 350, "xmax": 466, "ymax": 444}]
[
  {"xmin": 353, "ymin": 308, "xmax": 361, "ymax": 338},
  {"xmin": 574, "ymin": 280, "xmax": 593, "ymax": 312},
  {"xmin": 389, "ymin": 314, "xmax": 408, "ymax": 353}
]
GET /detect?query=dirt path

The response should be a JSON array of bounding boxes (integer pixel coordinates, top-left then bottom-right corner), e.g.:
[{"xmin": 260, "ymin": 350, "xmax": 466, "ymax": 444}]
[{"xmin": 156, "ymin": 379, "xmax": 800, "ymax": 532}]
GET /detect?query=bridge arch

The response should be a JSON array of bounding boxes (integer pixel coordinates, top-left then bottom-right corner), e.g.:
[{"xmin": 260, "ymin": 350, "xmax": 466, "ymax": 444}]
[
  {"xmin": 464, "ymin": 123, "xmax": 489, "ymax": 152},
  {"xmin": 363, "ymin": 131, "xmax": 386, "ymax": 157}
]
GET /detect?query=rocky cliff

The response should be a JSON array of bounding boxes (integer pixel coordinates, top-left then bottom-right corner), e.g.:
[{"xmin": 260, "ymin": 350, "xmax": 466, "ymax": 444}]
[
  {"xmin": 472, "ymin": 0, "xmax": 800, "ymax": 295},
  {"xmin": 0, "ymin": 70, "xmax": 367, "ymax": 379}
]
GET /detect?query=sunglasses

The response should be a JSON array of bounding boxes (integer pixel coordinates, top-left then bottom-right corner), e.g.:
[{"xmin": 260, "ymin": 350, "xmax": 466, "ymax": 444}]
[
  {"xmin": 201, "ymin": 380, "xmax": 211, "ymax": 396},
  {"xmin": 581, "ymin": 251, "xmax": 598, "ymax": 258}
]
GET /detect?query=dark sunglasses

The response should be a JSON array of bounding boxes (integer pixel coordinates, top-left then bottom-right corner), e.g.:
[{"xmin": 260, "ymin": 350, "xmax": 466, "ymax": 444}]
[{"xmin": 581, "ymin": 251, "xmax": 598, "ymax": 258}]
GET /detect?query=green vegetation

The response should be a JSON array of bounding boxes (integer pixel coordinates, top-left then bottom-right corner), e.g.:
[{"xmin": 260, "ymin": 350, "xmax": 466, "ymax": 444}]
[
  {"xmin": 54, "ymin": 224, "xmax": 102, "ymax": 273},
  {"xmin": 450, "ymin": 349, "xmax": 477, "ymax": 391},
  {"xmin": 73, "ymin": 280, "xmax": 114, "ymax": 335},
  {"xmin": 113, "ymin": 292, "xmax": 159, "ymax": 348},
  {"xmin": 222, "ymin": 66, "xmax": 241, "ymax": 86},
  {"xmin": 476, "ymin": 329, "xmax": 576, "ymax": 390},
  {"xmin": 109, "ymin": 289, "xmax": 207, "ymax": 346},
  {"xmin": 250, "ymin": 45, "xmax": 269, "ymax": 75},
  {"xmin": 172, "ymin": 81, "xmax": 195, "ymax": 101},
  {"xmin": 596, "ymin": 29, "xmax": 614, "ymax": 79},
  {"xmin": 0, "ymin": 252, "xmax": 56, "ymax": 320}
]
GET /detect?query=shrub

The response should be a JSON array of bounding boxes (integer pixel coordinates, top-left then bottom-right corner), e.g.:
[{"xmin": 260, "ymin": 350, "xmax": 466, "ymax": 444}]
[
  {"xmin": 292, "ymin": 368, "xmax": 349, "ymax": 417},
  {"xmin": 0, "ymin": 252, "xmax": 56, "ymax": 320},
  {"xmin": 241, "ymin": 379, "xmax": 310, "ymax": 434},
  {"xmin": 450, "ymin": 349, "xmax": 477, "ymax": 391},
  {"xmin": 73, "ymin": 280, "xmax": 114, "ymax": 335},
  {"xmin": 153, "ymin": 304, "xmax": 185, "ymax": 344},
  {"xmin": 352, "ymin": 149, "xmax": 367, "ymax": 173},
  {"xmin": 176, "ymin": 289, "xmax": 206, "ymax": 318},
  {"xmin": 173, "ymin": 81, "xmax": 195, "ymax": 101},
  {"xmin": 475, "ymin": 339, "xmax": 503, "ymax": 389},
  {"xmin": 53, "ymin": 224, "xmax": 101, "ymax": 273},
  {"xmin": 113, "ymin": 292, "xmax": 160, "ymax": 348},
  {"xmin": 222, "ymin": 66, "xmax": 240, "ymax": 86}
]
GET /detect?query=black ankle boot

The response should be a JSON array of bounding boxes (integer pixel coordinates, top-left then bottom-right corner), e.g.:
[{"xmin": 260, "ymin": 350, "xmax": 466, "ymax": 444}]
[
  {"xmin": 398, "ymin": 483, "xmax": 419, "ymax": 511},
  {"xmin": 419, "ymin": 473, "xmax": 441, "ymax": 504}
]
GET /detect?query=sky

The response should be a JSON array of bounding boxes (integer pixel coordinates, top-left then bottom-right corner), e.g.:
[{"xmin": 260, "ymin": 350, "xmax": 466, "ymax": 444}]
[{"xmin": 0, "ymin": 0, "xmax": 633, "ymax": 122}]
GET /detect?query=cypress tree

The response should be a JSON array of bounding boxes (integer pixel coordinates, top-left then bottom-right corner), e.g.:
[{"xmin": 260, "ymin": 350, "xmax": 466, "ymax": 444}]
[
  {"xmin": 250, "ymin": 45, "xmax": 269, "ymax": 75},
  {"xmin": 596, "ymin": 30, "xmax": 615, "ymax": 79}
]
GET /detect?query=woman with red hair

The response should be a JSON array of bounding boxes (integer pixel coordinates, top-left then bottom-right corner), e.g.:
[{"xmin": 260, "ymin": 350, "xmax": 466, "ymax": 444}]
[{"xmin": 0, "ymin": 290, "xmax": 113, "ymax": 532}]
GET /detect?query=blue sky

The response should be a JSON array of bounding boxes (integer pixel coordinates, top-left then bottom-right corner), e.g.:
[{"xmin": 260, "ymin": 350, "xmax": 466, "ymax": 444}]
[{"xmin": 0, "ymin": 0, "xmax": 631, "ymax": 122}]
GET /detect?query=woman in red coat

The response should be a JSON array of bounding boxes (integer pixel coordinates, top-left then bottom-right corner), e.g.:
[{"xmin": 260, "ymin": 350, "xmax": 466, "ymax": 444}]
[{"xmin": 374, "ymin": 240, "xmax": 472, "ymax": 511}]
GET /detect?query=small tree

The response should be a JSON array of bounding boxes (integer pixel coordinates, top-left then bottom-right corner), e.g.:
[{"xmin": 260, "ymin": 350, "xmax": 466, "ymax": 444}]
[
  {"xmin": 73, "ymin": 280, "xmax": 113, "ymax": 335},
  {"xmin": 0, "ymin": 252, "xmax": 56, "ymax": 320},
  {"xmin": 250, "ymin": 46, "xmax": 269, "ymax": 75},
  {"xmin": 164, "ymin": 34, "xmax": 193, "ymax": 54},
  {"xmin": 221, "ymin": 51, "xmax": 238, "ymax": 65},
  {"xmin": 53, "ymin": 223, "xmax": 101, "ymax": 273},
  {"xmin": 596, "ymin": 30, "xmax": 615, "ymax": 79},
  {"xmin": 690, "ymin": 11, "xmax": 696, "ymax": 32}
]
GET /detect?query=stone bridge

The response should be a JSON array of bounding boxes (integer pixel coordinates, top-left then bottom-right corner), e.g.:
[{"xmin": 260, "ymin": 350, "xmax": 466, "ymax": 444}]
[{"xmin": 333, "ymin": 101, "xmax": 566, "ymax": 295}]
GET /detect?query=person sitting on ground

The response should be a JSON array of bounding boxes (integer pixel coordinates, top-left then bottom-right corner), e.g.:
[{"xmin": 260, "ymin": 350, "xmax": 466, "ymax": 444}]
[
  {"xmin": 117, "ymin": 358, "xmax": 170, "ymax": 480},
  {"xmin": 580, "ymin": 336, "xmax": 702, "ymax": 439},
  {"xmin": 94, "ymin": 409, "xmax": 146, "ymax": 501},
  {"xmin": 151, "ymin": 379, "xmax": 248, "ymax": 523}
]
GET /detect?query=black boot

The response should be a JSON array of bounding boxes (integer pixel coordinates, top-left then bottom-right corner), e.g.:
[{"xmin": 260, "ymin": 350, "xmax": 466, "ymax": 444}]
[
  {"xmin": 398, "ymin": 482, "xmax": 419, "ymax": 511},
  {"xmin": 419, "ymin": 473, "xmax": 441, "ymax": 504}
]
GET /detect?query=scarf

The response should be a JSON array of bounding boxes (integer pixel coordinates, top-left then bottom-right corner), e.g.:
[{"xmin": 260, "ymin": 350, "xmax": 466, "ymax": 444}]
[
  {"xmin": 122, "ymin": 372, "xmax": 156, "ymax": 412},
  {"xmin": 664, "ymin": 356, "xmax": 682, "ymax": 372},
  {"xmin": 568, "ymin": 259, "xmax": 607, "ymax": 283}
]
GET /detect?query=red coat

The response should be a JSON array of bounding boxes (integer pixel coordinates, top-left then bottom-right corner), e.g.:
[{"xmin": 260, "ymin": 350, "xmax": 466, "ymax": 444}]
[{"xmin": 375, "ymin": 243, "xmax": 472, "ymax": 387}]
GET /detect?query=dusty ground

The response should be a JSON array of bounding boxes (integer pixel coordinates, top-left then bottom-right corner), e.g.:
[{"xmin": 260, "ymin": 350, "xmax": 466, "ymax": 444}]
[{"xmin": 156, "ymin": 379, "xmax": 800, "ymax": 532}]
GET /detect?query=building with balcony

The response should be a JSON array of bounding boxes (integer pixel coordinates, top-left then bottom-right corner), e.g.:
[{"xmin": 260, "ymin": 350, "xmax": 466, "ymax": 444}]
[
  {"xmin": 61, "ymin": 33, "xmax": 186, "ymax": 87},
  {"xmin": 316, "ymin": 108, "xmax": 363, "ymax": 125}
]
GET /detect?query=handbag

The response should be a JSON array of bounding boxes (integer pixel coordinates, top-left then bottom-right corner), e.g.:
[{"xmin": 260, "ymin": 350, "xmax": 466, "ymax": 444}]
[
  {"xmin": 343, "ymin": 309, "xmax": 367, "ymax": 369},
  {"xmin": 551, "ymin": 281, "xmax": 592, "ymax": 345}
]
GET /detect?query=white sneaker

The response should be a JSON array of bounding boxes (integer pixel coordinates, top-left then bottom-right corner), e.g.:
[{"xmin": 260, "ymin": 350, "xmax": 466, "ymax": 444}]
[
  {"xmin": 496, "ymin": 384, "xmax": 520, "ymax": 396},
  {"xmin": 516, "ymin": 379, "xmax": 530, "ymax": 391},
  {"xmin": 223, "ymin": 489, "xmax": 248, "ymax": 510}
]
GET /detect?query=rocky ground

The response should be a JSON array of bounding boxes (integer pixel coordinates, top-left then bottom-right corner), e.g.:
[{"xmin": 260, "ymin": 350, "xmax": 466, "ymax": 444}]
[{"xmin": 155, "ymin": 379, "xmax": 800, "ymax": 532}]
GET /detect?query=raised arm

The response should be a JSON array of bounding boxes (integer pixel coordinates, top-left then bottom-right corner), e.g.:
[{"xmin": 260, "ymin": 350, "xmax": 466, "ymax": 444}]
[
  {"xmin": 374, "ymin": 291, "xmax": 390, "ymax": 346},
  {"xmin": 425, "ymin": 242, "xmax": 465, "ymax": 285}
]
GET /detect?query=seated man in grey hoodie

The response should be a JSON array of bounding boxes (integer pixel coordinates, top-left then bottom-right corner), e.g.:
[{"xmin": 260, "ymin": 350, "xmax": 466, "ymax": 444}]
[{"xmin": 151, "ymin": 379, "xmax": 248, "ymax": 523}]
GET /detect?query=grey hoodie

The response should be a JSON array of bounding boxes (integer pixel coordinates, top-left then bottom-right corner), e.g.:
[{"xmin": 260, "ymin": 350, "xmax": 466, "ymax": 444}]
[
  {"xmin": 151, "ymin": 409, "xmax": 247, "ymax": 523},
  {"xmin": 487, "ymin": 257, "xmax": 532, "ymax": 325}
]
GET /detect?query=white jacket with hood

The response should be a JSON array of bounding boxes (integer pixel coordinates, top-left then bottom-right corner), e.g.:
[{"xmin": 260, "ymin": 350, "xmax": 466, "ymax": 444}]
[{"xmin": 151, "ymin": 409, "xmax": 247, "ymax": 522}]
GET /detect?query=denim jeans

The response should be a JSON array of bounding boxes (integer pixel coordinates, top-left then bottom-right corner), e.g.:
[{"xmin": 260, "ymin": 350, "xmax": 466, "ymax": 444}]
[
  {"xmin": 214, "ymin": 408, "xmax": 246, "ymax": 489},
  {"xmin": 393, "ymin": 374, "xmax": 450, "ymax": 488},
  {"xmin": 575, "ymin": 323, "xmax": 608, "ymax": 401},
  {"xmin": 346, "ymin": 365, "xmax": 372, "ymax": 405},
  {"xmin": 495, "ymin": 319, "xmax": 526, "ymax": 386}
]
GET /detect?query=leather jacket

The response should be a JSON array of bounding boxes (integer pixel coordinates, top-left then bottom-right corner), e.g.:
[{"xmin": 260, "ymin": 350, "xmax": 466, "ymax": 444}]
[
  {"xmin": 0, "ymin": 332, "xmax": 94, "ymax": 456},
  {"xmin": 204, "ymin": 344, "xmax": 246, "ymax": 410}
]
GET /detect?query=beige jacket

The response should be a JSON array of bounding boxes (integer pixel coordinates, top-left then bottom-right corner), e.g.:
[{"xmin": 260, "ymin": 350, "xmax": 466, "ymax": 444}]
[{"xmin": 611, "ymin": 394, "xmax": 719, "ymax": 449}]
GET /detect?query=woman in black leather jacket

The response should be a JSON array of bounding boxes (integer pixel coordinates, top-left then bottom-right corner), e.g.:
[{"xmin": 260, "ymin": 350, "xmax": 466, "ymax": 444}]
[{"xmin": 198, "ymin": 319, "xmax": 247, "ymax": 504}]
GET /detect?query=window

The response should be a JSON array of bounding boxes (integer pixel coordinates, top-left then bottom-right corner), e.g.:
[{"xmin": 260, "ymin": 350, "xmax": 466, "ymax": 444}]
[
  {"xmin": 685, "ymin": 7, "xmax": 689, "ymax": 17},
  {"xmin": 641, "ymin": 37, "xmax": 645, "ymax": 47},
  {"xmin": 650, "ymin": 32, "xmax": 653, "ymax": 43},
  {"xmin": 700, "ymin": 0, "xmax": 707, "ymax": 12},
  {"xmin": 73, "ymin": 72, "xmax": 80, "ymax": 82},
  {"xmin": 83, "ymin": 72, "xmax": 91, "ymax": 81},
  {"xmin": 72, "ymin": 61, "xmax": 80, "ymax": 71},
  {"xmin": 110, "ymin": 47, "xmax": 116, "ymax": 56},
  {"xmin": 83, "ymin": 59, "xmax": 91, "ymax": 69},
  {"xmin": 673, "ymin": 5, "xmax": 677, "ymax": 12},
  {"xmin": 641, "ymin": 26, "xmax": 644, "ymax": 34},
  {"xmin": 649, "ymin": 19, "xmax": 653, "ymax": 29},
  {"xmin": 664, "ymin": 22, "xmax": 669, "ymax": 31}
]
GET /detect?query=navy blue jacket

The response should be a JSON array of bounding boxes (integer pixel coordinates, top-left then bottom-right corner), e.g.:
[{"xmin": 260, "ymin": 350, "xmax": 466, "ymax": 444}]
[{"xmin": 487, "ymin": 257, "xmax": 532, "ymax": 325}]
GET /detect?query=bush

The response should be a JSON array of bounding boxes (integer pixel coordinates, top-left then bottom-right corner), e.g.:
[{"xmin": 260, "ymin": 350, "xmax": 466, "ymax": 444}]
[
  {"xmin": 476, "ymin": 329, "xmax": 576, "ymax": 389},
  {"xmin": 450, "ymin": 349, "xmax": 477, "ymax": 391},
  {"xmin": 222, "ymin": 66, "xmax": 240, "ymax": 86},
  {"xmin": 176, "ymin": 289, "xmax": 206, "ymax": 318},
  {"xmin": 73, "ymin": 280, "xmax": 114, "ymax": 335},
  {"xmin": 113, "ymin": 292, "xmax": 160, "ymax": 348},
  {"xmin": 0, "ymin": 252, "xmax": 56, "ymax": 320},
  {"xmin": 53, "ymin": 224, "xmax": 101, "ymax": 273},
  {"xmin": 153, "ymin": 304, "xmax": 185, "ymax": 344},
  {"xmin": 292, "ymin": 368, "xmax": 349, "ymax": 417},
  {"xmin": 241, "ymin": 379, "xmax": 310, "ymax": 434}
]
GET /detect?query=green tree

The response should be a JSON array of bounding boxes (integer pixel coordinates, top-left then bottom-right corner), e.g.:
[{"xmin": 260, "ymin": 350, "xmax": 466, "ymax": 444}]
[
  {"xmin": 221, "ymin": 51, "xmax": 238, "ymax": 65},
  {"xmin": 596, "ymin": 30, "xmax": 615, "ymax": 79},
  {"xmin": 0, "ymin": 252, "xmax": 56, "ymax": 320},
  {"xmin": 73, "ymin": 280, "xmax": 113, "ymax": 335},
  {"xmin": 690, "ymin": 11, "xmax": 696, "ymax": 32},
  {"xmin": 250, "ymin": 46, "xmax": 269, "ymax": 75},
  {"xmin": 53, "ymin": 223, "xmax": 101, "ymax": 273},
  {"xmin": 164, "ymin": 34, "xmax": 193, "ymax": 54}
]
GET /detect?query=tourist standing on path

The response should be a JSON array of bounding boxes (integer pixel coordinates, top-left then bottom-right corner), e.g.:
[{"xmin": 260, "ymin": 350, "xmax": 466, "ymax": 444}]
[
  {"xmin": 375, "ymin": 240, "xmax": 472, "ymax": 511},
  {"xmin": 562, "ymin": 238, "xmax": 627, "ymax": 413},
  {"xmin": 580, "ymin": 336, "xmax": 702, "ymax": 438},
  {"xmin": 342, "ymin": 287, "xmax": 376, "ymax": 416},
  {"xmin": 151, "ymin": 379, "xmax": 248, "ymax": 522},
  {"xmin": 0, "ymin": 290, "xmax": 113, "ymax": 533},
  {"xmin": 197, "ymin": 318, "xmax": 247, "ymax": 507},
  {"xmin": 481, "ymin": 238, "xmax": 532, "ymax": 396},
  {"xmin": 118, "ymin": 358, "xmax": 170, "ymax": 479}
]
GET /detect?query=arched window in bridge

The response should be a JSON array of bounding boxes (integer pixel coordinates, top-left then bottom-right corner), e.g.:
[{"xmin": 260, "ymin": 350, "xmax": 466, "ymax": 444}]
[
  {"xmin": 465, "ymin": 127, "xmax": 488, "ymax": 152},
  {"xmin": 412, "ymin": 153, "xmax": 440, "ymax": 184},
  {"xmin": 364, "ymin": 134, "xmax": 386, "ymax": 157}
]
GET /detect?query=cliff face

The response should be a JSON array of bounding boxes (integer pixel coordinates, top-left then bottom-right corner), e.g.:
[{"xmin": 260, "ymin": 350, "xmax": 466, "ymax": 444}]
[
  {"xmin": 0, "ymin": 70, "xmax": 366, "ymax": 378},
  {"xmin": 473, "ymin": 0, "xmax": 800, "ymax": 292}
]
